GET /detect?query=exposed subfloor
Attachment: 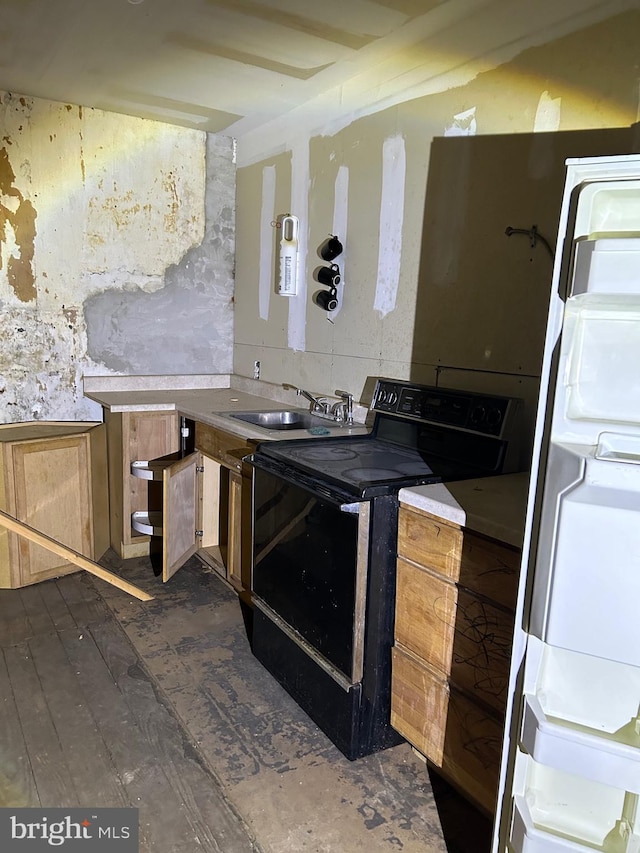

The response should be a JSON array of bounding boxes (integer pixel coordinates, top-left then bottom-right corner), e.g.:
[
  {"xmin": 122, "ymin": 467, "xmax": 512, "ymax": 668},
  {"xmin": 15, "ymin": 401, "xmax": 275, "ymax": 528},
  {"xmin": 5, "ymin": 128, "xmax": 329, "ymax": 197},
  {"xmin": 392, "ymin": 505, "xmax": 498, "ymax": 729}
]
[{"xmin": 0, "ymin": 554, "xmax": 494, "ymax": 852}]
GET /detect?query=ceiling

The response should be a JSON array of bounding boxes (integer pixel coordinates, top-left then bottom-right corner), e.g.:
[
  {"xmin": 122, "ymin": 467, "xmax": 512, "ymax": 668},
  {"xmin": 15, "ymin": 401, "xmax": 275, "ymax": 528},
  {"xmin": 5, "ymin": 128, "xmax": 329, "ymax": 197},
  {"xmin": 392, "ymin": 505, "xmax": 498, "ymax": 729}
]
[{"xmin": 0, "ymin": 0, "xmax": 633, "ymax": 141}]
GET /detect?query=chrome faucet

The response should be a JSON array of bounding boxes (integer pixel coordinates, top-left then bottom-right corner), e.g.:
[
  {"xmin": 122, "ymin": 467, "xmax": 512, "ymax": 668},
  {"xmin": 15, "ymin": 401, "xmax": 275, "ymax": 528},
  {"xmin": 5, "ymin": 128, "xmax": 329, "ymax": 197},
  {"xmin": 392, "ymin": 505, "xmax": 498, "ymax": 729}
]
[
  {"xmin": 282, "ymin": 383, "xmax": 354, "ymax": 424},
  {"xmin": 332, "ymin": 390, "xmax": 354, "ymax": 425},
  {"xmin": 282, "ymin": 383, "xmax": 330, "ymax": 416}
]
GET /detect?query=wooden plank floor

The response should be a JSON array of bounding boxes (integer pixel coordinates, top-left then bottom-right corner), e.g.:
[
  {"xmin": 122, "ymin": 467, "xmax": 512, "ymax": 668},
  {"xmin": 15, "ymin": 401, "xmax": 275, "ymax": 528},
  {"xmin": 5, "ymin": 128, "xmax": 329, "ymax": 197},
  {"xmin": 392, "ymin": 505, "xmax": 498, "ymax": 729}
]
[
  {"xmin": 1, "ymin": 555, "xmax": 493, "ymax": 852},
  {"xmin": 0, "ymin": 570, "xmax": 258, "ymax": 852}
]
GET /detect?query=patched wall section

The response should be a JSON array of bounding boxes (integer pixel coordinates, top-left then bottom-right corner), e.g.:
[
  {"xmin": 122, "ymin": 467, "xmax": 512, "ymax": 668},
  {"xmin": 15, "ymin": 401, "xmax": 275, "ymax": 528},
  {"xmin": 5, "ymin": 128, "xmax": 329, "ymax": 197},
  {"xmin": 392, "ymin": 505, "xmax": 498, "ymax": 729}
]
[
  {"xmin": 84, "ymin": 133, "xmax": 235, "ymax": 376},
  {"xmin": 233, "ymin": 9, "xmax": 640, "ymax": 464},
  {"xmin": 0, "ymin": 92, "xmax": 235, "ymax": 423}
]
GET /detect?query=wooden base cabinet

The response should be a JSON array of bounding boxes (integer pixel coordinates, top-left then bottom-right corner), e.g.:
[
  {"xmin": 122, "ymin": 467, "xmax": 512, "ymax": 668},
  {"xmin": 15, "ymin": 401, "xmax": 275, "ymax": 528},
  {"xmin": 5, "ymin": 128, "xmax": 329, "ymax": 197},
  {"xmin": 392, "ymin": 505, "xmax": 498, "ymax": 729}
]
[
  {"xmin": 391, "ymin": 502, "xmax": 520, "ymax": 814},
  {"xmin": 392, "ymin": 646, "xmax": 504, "ymax": 812},
  {"xmin": 193, "ymin": 422, "xmax": 254, "ymax": 593},
  {"xmin": 124, "ymin": 421, "xmax": 254, "ymax": 593},
  {"xmin": 0, "ymin": 422, "xmax": 109, "ymax": 588}
]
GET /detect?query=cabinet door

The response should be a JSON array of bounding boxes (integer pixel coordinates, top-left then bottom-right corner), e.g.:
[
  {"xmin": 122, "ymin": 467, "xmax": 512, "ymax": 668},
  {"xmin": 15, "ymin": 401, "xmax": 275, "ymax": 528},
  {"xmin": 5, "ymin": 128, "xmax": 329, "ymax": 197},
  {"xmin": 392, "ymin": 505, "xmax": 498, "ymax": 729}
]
[
  {"xmin": 163, "ymin": 452, "xmax": 199, "ymax": 582},
  {"xmin": 10, "ymin": 435, "xmax": 93, "ymax": 586}
]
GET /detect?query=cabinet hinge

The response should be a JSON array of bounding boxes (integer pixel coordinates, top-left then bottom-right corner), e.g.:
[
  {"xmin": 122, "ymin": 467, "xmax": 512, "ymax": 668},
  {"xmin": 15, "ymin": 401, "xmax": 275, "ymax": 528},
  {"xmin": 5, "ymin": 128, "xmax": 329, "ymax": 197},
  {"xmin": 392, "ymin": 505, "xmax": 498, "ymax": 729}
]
[
  {"xmin": 196, "ymin": 465, "xmax": 205, "ymax": 473},
  {"xmin": 195, "ymin": 529, "xmax": 204, "ymax": 537}
]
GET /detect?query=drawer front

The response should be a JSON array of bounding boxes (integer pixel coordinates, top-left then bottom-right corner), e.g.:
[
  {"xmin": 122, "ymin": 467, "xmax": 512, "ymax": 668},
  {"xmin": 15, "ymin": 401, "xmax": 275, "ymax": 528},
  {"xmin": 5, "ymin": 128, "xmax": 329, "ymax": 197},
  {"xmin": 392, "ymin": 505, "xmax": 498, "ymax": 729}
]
[
  {"xmin": 391, "ymin": 646, "xmax": 449, "ymax": 766},
  {"xmin": 450, "ymin": 588, "xmax": 515, "ymax": 715},
  {"xmin": 398, "ymin": 507, "xmax": 462, "ymax": 580},
  {"xmin": 458, "ymin": 532, "xmax": 520, "ymax": 610},
  {"xmin": 391, "ymin": 646, "xmax": 502, "ymax": 814},
  {"xmin": 195, "ymin": 423, "xmax": 253, "ymax": 472},
  {"xmin": 395, "ymin": 556, "xmax": 457, "ymax": 676}
]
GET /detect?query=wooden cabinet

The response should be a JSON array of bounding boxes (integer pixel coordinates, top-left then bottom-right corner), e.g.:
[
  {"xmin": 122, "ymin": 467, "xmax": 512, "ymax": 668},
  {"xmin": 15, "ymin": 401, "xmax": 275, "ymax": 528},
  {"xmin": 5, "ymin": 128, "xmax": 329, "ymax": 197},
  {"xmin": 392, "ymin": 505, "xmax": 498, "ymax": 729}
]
[
  {"xmin": 104, "ymin": 409, "xmax": 179, "ymax": 558},
  {"xmin": 391, "ymin": 502, "xmax": 520, "ymax": 814},
  {"xmin": 194, "ymin": 422, "xmax": 254, "ymax": 593},
  {"xmin": 115, "ymin": 417, "xmax": 255, "ymax": 592},
  {"xmin": 0, "ymin": 422, "xmax": 109, "ymax": 588}
]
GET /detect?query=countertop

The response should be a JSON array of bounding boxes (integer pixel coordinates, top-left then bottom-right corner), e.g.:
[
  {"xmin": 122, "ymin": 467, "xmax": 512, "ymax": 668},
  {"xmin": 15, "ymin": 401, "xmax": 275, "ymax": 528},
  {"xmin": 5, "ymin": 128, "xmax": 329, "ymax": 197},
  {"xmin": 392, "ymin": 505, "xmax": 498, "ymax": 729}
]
[
  {"xmin": 399, "ymin": 471, "xmax": 530, "ymax": 548},
  {"xmin": 83, "ymin": 374, "xmax": 370, "ymax": 442},
  {"xmin": 83, "ymin": 375, "xmax": 530, "ymax": 544}
]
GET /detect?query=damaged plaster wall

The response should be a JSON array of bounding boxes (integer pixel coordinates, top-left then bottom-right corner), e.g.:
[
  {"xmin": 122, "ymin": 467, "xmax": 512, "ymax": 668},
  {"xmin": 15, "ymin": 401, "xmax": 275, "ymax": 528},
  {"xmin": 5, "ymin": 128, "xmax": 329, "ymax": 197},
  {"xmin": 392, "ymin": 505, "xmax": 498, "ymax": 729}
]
[
  {"xmin": 233, "ymin": 8, "xmax": 640, "ymax": 448},
  {"xmin": 0, "ymin": 92, "xmax": 235, "ymax": 424}
]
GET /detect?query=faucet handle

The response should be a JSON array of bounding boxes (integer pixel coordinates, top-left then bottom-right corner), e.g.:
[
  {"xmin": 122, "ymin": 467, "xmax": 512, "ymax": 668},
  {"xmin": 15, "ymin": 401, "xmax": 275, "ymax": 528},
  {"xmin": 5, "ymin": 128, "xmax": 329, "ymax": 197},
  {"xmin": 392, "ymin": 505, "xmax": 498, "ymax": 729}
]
[{"xmin": 334, "ymin": 390, "xmax": 354, "ymax": 424}]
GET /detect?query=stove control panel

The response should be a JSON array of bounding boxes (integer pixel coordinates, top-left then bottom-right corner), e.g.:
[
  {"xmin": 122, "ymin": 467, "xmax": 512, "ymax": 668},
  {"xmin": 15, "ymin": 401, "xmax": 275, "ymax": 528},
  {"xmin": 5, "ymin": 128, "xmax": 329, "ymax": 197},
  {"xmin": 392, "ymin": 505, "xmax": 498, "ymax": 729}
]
[{"xmin": 372, "ymin": 379, "xmax": 517, "ymax": 438}]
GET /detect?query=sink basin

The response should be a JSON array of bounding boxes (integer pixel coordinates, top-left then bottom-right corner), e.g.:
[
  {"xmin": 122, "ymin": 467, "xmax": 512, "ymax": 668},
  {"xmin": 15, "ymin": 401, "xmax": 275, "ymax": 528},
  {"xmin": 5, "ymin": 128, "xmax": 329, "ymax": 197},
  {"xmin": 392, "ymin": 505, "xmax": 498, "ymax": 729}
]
[{"xmin": 227, "ymin": 409, "xmax": 334, "ymax": 431}]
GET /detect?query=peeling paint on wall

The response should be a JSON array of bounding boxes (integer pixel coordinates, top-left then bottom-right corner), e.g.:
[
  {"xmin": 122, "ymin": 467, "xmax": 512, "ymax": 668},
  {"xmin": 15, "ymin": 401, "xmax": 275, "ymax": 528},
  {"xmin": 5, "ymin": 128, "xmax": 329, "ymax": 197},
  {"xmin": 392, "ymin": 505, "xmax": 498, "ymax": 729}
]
[
  {"xmin": 445, "ymin": 107, "xmax": 477, "ymax": 137},
  {"xmin": 374, "ymin": 134, "xmax": 405, "ymax": 318},
  {"xmin": 84, "ymin": 133, "xmax": 235, "ymax": 376},
  {"xmin": 534, "ymin": 91, "xmax": 562, "ymax": 132},
  {"xmin": 259, "ymin": 164, "xmax": 276, "ymax": 321},
  {"xmin": 0, "ymin": 91, "xmax": 234, "ymax": 423},
  {"xmin": 0, "ymin": 146, "xmax": 37, "ymax": 302}
]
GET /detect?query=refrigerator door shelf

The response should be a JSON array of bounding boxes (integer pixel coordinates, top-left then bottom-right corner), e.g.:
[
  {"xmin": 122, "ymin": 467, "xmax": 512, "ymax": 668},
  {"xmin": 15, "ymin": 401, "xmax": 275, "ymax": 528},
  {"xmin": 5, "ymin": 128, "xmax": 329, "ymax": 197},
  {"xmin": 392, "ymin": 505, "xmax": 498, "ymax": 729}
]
[
  {"xmin": 511, "ymin": 794, "xmax": 640, "ymax": 853},
  {"xmin": 573, "ymin": 178, "xmax": 640, "ymax": 239},
  {"xmin": 572, "ymin": 238, "xmax": 640, "ymax": 298},
  {"xmin": 543, "ymin": 472, "xmax": 640, "ymax": 668},
  {"xmin": 521, "ymin": 695, "xmax": 640, "ymax": 794},
  {"xmin": 523, "ymin": 640, "xmax": 640, "ymax": 741},
  {"xmin": 559, "ymin": 294, "xmax": 640, "ymax": 437},
  {"xmin": 596, "ymin": 432, "xmax": 640, "ymax": 464}
]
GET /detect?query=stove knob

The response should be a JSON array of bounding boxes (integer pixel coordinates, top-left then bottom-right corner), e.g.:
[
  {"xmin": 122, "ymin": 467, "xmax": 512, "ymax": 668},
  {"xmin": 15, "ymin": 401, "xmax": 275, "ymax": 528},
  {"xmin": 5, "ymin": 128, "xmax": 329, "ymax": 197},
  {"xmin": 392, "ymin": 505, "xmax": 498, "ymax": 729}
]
[
  {"xmin": 470, "ymin": 405, "xmax": 486, "ymax": 424},
  {"xmin": 487, "ymin": 407, "xmax": 503, "ymax": 427}
]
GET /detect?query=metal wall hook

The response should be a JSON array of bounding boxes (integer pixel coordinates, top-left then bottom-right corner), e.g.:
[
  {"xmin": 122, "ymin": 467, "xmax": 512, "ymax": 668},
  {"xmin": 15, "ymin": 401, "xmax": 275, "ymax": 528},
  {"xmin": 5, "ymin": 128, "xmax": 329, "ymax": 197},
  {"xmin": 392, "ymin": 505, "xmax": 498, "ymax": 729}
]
[{"xmin": 505, "ymin": 224, "xmax": 554, "ymax": 259}]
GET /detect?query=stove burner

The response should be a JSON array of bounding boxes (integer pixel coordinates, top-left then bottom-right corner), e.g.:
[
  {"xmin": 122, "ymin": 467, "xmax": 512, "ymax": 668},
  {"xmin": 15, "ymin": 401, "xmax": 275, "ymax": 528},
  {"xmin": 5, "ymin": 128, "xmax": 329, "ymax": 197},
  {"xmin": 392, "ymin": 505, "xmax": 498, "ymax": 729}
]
[
  {"xmin": 343, "ymin": 467, "xmax": 405, "ymax": 480},
  {"xmin": 296, "ymin": 446, "xmax": 359, "ymax": 462}
]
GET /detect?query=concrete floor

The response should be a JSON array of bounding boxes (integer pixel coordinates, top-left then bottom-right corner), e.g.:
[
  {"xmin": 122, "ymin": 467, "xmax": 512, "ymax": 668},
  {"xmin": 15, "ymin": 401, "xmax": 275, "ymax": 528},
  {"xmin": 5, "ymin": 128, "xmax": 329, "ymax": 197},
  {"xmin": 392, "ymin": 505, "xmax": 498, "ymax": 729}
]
[{"xmin": 96, "ymin": 552, "xmax": 494, "ymax": 853}]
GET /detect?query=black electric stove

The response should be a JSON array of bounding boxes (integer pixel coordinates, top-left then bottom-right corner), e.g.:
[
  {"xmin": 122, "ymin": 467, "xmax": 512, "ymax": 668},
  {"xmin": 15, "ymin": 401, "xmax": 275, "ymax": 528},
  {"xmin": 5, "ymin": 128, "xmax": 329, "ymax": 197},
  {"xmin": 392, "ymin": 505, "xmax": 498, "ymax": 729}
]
[
  {"xmin": 248, "ymin": 380, "xmax": 522, "ymax": 760},
  {"xmin": 253, "ymin": 379, "xmax": 521, "ymax": 499}
]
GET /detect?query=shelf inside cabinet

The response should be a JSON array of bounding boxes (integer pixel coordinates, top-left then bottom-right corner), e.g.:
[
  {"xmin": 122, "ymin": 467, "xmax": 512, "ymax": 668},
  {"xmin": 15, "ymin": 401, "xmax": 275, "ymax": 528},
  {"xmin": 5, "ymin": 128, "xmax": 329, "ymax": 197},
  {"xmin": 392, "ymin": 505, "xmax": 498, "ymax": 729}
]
[
  {"xmin": 131, "ymin": 511, "xmax": 163, "ymax": 536},
  {"xmin": 131, "ymin": 460, "xmax": 164, "ymax": 480}
]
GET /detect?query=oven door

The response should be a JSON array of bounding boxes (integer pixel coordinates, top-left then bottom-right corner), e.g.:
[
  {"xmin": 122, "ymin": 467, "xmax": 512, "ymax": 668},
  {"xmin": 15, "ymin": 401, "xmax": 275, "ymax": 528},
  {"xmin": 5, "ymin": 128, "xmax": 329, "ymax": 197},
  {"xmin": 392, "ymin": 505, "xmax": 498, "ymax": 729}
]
[{"xmin": 251, "ymin": 460, "xmax": 370, "ymax": 686}]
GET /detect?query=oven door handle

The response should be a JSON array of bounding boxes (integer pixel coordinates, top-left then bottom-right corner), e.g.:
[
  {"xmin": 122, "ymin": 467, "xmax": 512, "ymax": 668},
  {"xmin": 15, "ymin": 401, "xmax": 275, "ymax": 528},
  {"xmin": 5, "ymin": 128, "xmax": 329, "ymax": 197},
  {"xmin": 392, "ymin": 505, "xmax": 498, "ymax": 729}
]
[{"xmin": 339, "ymin": 502, "xmax": 361, "ymax": 514}]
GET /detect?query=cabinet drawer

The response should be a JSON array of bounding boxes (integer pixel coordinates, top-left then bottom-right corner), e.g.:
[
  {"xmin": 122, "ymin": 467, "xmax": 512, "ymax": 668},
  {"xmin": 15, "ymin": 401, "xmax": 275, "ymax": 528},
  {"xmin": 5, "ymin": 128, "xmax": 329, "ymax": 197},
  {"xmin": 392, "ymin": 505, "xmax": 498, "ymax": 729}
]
[
  {"xmin": 391, "ymin": 646, "xmax": 502, "ymax": 813},
  {"xmin": 392, "ymin": 647, "xmax": 449, "ymax": 765},
  {"xmin": 398, "ymin": 507, "xmax": 462, "ymax": 580},
  {"xmin": 395, "ymin": 556, "xmax": 457, "ymax": 676},
  {"xmin": 458, "ymin": 532, "xmax": 520, "ymax": 611},
  {"xmin": 450, "ymin": 588, "xmax": 515, "ymax": 715},
  {"xmin": 195, "ymin": 423, "xmax": 252, "ymax": 472}
]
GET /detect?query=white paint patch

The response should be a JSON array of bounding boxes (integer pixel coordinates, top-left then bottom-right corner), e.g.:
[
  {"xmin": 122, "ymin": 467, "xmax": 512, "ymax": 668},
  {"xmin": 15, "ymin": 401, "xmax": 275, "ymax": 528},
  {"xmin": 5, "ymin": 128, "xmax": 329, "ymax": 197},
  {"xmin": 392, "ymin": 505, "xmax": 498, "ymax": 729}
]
[
  {"xmin": 534, "ymin": 90, "xmax": 562, "ymax": 131},
  {"xmin": 374, "ymin": 135, "xmax": 405, "ymax": 318},
  {"xmin": 329, "ymin": 165, "xmax": 349, "ymax": 320},
  {"xmin": 445, "ymin": 107, "xmax": 477, "ymax": 136},
  {"xmin": 287, "ymin": 141, "xmax": 309, "ymax": 352},
  {"xmin": 259, "ymin": 165, "xmax": 276, "ymax": 321}
]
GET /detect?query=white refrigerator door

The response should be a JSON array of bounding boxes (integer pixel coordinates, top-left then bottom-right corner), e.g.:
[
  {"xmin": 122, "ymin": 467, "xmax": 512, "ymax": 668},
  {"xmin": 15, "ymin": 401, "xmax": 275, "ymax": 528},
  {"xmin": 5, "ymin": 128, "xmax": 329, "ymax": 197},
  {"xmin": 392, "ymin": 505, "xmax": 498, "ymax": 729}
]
[{"xmin": 492, "ymin": 155, "xmax": 640, "ymax": 853}]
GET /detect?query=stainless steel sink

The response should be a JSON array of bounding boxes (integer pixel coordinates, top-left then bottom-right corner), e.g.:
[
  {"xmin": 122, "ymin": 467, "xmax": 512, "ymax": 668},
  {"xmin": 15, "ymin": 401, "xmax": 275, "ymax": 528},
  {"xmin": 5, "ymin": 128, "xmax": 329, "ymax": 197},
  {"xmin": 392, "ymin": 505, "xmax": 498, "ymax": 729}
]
[{"xmin": 227, "ymin": 409, "xmax": 334, "ymax": 431}]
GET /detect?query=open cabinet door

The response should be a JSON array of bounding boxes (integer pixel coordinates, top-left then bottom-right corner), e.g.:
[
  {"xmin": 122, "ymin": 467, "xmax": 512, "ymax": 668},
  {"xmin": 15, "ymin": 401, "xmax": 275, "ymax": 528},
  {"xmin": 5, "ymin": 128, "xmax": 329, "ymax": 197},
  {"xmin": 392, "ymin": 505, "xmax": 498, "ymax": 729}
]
[
  {"xmin": 162, "ymin": 452, "xmax": 200, "ymax": 582},
  {"xmin": 493, "ymin": 154, "xmax": 640, "ymax": 853}
]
